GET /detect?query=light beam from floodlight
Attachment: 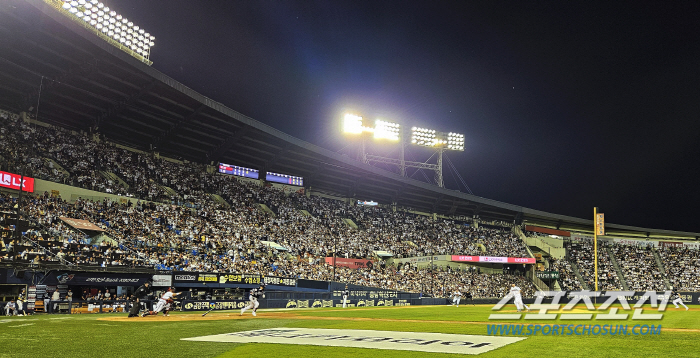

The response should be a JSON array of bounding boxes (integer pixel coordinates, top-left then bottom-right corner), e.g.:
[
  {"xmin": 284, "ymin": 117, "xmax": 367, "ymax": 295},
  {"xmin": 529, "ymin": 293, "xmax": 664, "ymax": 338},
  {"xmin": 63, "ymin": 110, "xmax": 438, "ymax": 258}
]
[
  {"xmin": 343, "ymin": 113, "xmax": 364, "ymax": 134},
  {"xmin": 374, "ymin": 119, "xmax": 400, "ymax": 141}
]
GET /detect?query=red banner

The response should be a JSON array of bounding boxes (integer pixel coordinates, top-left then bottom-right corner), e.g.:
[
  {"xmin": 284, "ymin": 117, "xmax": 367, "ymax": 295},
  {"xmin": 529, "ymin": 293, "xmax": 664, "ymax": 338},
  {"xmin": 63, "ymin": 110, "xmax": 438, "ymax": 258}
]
[
  {"xmin": 451, "ymin": 255, "xmax": 536, "ymax": 264},
  {"xmin": 524, "ymin": 225, "xmax": 570, "ymax": 237},
  {"xmin": 0, "ymin": 171, "xmax": 34, "ymax": 192},
  {"xmin": 59, "ymin": 217, "xmax": 105, "ymax": 232},
  {"xmin": 325, "ymin": 257, "xmax": 373, "ymax": 269}
]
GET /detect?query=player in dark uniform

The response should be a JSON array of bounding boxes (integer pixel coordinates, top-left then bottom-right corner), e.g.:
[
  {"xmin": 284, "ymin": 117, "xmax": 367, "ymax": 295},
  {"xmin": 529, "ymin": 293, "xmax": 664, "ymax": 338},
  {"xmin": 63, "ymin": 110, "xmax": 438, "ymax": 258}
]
[
  {"xmin": 129, "ymin": 281, "xmax": 151, "ymax": 317},
  {"xmin": 342, "ymin": 285, "xmax": 350, "ymax": 308},
  {"xmin": 240, "ymin": 284, "xmax": 265, "ymax": 316},
  {"xmin": 463, "ymin": 291, "xmax": 475, "ymax": 305},
  {"xmin": 17, "ymin": 288, "xmax": 27, "ymax": 316}
]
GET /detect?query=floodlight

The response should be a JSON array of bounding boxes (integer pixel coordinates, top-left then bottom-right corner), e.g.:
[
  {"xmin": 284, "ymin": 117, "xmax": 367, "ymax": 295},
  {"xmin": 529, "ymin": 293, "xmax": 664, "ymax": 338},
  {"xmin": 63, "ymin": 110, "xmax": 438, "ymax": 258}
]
[
  {"xmin": 62, "ymin": 2, "xmax": 71, "ymax": 9},
  {"xmin": 343, "ymin": 114, "xmax": 364, "ymax": 134},
  {"xmin": 374, "ymin": 120, "xmax": 400, "ymax": 141},
  {"xmin": 78, "ymin": 0, "xmax": 86, "ymax": 4},
  {"xmin": 68, "ymin": 7, "xmax": 77, "ymax": 13}
]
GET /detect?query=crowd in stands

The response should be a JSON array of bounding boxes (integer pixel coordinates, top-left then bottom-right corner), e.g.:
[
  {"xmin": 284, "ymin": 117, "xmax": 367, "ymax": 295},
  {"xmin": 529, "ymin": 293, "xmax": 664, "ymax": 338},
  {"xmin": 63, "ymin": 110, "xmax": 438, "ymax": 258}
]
[
  {"xmin": 5, "ymin": 111, "xmax": 696, "ymax": 298},
  {"xmin": 0, "ymin": 111, "xmax": 540, "ymax": 298},
  {"xmin": 610, "ymin": 242, "xmax": 666, "ymax": 291},
  {"xmin": 565, "ymin": 239, "xmax": 623, "ymax": 291},
  {"xmin": 657, "ymin": 246, "xmax": 700, "ymax": 291},
  {"xmin": 548, "ymin": 258, "xmax": 582, "ymax": 291}
]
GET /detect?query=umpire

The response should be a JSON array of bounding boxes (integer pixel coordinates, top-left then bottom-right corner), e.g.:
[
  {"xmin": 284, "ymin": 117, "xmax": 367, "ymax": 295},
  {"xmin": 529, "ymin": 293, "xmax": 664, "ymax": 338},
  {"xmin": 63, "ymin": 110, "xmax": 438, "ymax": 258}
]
[{"xmin": 128, "ymin": 281, "xmax": 151, "ymax": 317}]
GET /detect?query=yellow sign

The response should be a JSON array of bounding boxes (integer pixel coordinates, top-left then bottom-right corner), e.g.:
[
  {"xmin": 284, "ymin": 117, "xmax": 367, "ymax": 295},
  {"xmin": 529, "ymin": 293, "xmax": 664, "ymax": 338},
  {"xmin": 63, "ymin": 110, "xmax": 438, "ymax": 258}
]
[{"xmin": 596, "ymin": 213, "xmax": 605, "ymax": 235}]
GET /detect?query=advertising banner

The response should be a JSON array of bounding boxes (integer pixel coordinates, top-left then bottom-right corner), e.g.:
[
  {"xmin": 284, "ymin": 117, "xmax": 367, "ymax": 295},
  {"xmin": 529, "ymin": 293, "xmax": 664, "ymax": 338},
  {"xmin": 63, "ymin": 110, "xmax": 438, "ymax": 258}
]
[
  {"xmin": 181, "ymin": 300, "xmax": 249, "ymax": 311},
  {"xmin": 325, "ymin": 257, "xmax": 374, "ymax": 269},
  {"xmin": 59, "ymin": 217, "xmax": 105, "ymax": 232},
  {"xmin": 53, "ymin": 272, "xmax": 151, "ymax": 286},
  {"xmin": 218, "ymin": 273, "xmax": 261, "ymax": 285},
  {"xmin": 0, "ymin": 171, "xmax": 34, "ymax": 192},
  {"xmin": 536, "ymin": 271, "xmax": 560, "ymax": 280},
  {"xmin": 152, "ymin": 274, "xmax": 172, "ymax": 287},
  {"xmin": 450, "ymin": 255, "xmax": 536, "ymax": 264},
  {"xmin": 173, "ymin": 272, "xmax": 199, "ymax": 283},
  {"xmin": 262, "ymin": 276, "xmax": 297, "ymax": 286}
]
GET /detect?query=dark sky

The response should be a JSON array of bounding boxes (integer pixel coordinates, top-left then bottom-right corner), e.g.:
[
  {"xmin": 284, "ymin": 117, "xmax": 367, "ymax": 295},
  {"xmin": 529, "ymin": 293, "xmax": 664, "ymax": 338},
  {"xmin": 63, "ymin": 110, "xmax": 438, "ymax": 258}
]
[{"xmin": 114, "ymin": 0, "xmax": 700, "ymax": 232}]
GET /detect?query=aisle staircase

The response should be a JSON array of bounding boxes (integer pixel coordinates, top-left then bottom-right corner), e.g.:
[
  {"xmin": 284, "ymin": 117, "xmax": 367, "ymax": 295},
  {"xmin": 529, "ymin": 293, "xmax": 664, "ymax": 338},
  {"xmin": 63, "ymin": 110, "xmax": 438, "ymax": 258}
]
[
  {"xmin": 606, "ymin": 246, "xmax": 630, "ymax": 290},
  {"xmin": 569, "ymin": 261, "xmax": 589, "ymax": 290},
  {"xmin": 651, "ymin": 248, "xmax": 672, "ymax": 289}
]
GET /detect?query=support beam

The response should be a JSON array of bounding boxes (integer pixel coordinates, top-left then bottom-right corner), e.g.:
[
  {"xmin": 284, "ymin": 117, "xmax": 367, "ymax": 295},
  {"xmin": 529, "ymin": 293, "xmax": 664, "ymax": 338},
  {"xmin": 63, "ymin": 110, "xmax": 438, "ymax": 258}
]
[
  {"xmin": 207, "ymin": 126, "xmax": 250, "ymax": 163},
  {"xmin": 21, "ymin": 58, "xmax": 99, "ymax": 112},
  {"xmin": 95, "ymin": 79, "xmax": 156, "ymax": 129},
  {"xmin": 151, "ymin": 104, "xmax": 206, "ymax": 148},
  {"xmin": 263, "ymin": 143, "xmax": 292, "ymax": 172}
]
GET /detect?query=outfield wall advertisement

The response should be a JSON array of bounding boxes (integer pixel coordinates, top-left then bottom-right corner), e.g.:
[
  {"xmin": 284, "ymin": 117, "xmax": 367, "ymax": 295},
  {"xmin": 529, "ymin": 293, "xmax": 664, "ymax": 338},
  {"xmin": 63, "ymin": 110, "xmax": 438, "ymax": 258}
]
[{"xmin": 451, "ymin": 255, "xmax": 536, "ymax": 264}]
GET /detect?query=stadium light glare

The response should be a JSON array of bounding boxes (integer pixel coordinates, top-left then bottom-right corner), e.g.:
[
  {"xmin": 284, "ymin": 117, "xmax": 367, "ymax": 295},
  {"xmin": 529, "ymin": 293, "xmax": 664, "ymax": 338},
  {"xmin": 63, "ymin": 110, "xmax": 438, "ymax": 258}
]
[
  {"xmin": 343, "ymin": 114, "xmax": 364, "ymax": 134},
  {"xmin": 411, "ymin": 127, "xmax": 463, "ymax": 150},
  {"xmin": 59, "ymin": 0, "xmax": 155, "ymax": 63},
  {"xmin": 374, "ymin": 119, "xmax": 400, "ymax": 141}
]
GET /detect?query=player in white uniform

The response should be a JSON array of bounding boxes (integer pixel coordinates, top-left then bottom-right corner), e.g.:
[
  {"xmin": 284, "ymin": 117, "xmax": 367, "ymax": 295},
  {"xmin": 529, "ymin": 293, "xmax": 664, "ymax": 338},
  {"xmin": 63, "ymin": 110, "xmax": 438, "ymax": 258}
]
[
  {"xmin": 671, "ymin": 289, "xmax": 688, "ymax": 310},
  {"xmin": 509, "ymin": 284, "xmax": 529, "ymax": 312},
  {"xmin": 240, "ymin": 284, "xmax": 265, "ymax": 316},
  {"xmin": 143, "ymin": 287, "xmax": 180, "ymax": 316},
  {"xmin": 342, "ymin": 285, "xmax": 350, "ymax": 308},
  {"xmin": 452, "ymin": 290, "xmax": 462, "ymax": 307}
]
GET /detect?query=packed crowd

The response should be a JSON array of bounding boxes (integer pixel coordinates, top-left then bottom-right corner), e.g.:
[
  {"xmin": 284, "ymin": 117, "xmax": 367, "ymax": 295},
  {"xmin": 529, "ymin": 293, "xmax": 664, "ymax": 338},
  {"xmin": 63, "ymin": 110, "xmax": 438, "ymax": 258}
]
[
  {"xmin": 548, "ymin": 258, "xmax": 582, "ymax": 291},
  {"xmin": 609, "ymin": 242, "xmax": 666, "ymax": 291},
  {"xmin": 0, "ymin": 111, "xmax": 537, "ymax": 298},
  {"xmin": 565, "ymin": 239, "xmax": 624, "ymax": 291},
  {"xmin": 657, "ymin": 246, "xmax": 700, "ymax": 291}
]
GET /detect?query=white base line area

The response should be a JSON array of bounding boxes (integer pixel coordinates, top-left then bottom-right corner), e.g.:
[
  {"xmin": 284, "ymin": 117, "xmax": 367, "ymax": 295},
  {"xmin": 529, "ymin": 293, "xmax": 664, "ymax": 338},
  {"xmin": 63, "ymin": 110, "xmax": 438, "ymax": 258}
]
[{"xmin": 182, "ymin": 328, "xmax": 526, "ymax": 355}]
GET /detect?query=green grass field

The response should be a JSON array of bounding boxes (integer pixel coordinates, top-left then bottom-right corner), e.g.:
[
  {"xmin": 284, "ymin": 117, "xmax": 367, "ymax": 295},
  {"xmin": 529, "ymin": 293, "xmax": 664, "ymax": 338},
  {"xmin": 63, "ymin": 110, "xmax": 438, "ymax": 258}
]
[{"xmin": 1, "ymin": 304, "xmax": 697, "ymax": 358}]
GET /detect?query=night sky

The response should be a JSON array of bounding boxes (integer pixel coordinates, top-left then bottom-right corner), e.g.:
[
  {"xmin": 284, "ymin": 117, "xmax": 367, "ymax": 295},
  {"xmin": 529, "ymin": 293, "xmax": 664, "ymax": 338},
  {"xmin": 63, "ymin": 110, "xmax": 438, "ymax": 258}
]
[{"xmin": 113, "ymin": 1, "xmax": 700, "ymax": 233}]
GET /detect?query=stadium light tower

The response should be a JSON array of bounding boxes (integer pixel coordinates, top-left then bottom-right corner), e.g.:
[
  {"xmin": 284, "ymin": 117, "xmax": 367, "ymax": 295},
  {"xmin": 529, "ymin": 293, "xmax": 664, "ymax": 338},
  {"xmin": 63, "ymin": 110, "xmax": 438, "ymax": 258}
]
[
  {"xmin": 342, "ymin": 113, "xmax": 464, "ymax": 188},
  {"xmin": 53, "ymin": 0, "xmax": 156, "ymax": 65},
  {"xmin": 343, "ymin": 113, "xmax": 401, "ymax": 163}
]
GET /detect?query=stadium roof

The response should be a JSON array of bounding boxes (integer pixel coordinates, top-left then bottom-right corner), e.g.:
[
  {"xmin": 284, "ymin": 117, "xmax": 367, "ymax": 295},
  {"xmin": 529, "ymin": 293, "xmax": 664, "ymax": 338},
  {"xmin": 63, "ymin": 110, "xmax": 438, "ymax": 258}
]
[{"xmin": 1, "ymin": 0, "xmax": 698, "ymax": 240}]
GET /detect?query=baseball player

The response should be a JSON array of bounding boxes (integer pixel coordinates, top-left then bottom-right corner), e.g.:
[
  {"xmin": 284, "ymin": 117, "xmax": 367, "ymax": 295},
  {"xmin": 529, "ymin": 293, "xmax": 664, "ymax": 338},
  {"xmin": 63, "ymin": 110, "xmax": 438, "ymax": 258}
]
[
  {"xmin": 130, "ymin": 281, "xmax": 151, "ymax": 317},
  {"xmin": 240, "ymin": 284, "xmax": 265, "ymax": 316},
  {"xmin": 342, "ymin": 285, "xmax": 350, "ymax": 308},
  {"xmin": 509, "ymin": 284, "xmax": 529, "ymax": 312},
  {"xmin": 452, "ymin": 290, "xmax": 462, "ymax": 307},
  {"xmin": 671, "ymin": 289, "xmax": 689, "ymax": 310},
  {"xmin": 16, "ymin": 288, "xmax": 27, "ymax": 316},
  {"xmin": 143, "ymin": 287, "xmax": 180, "ymax": 317}
]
